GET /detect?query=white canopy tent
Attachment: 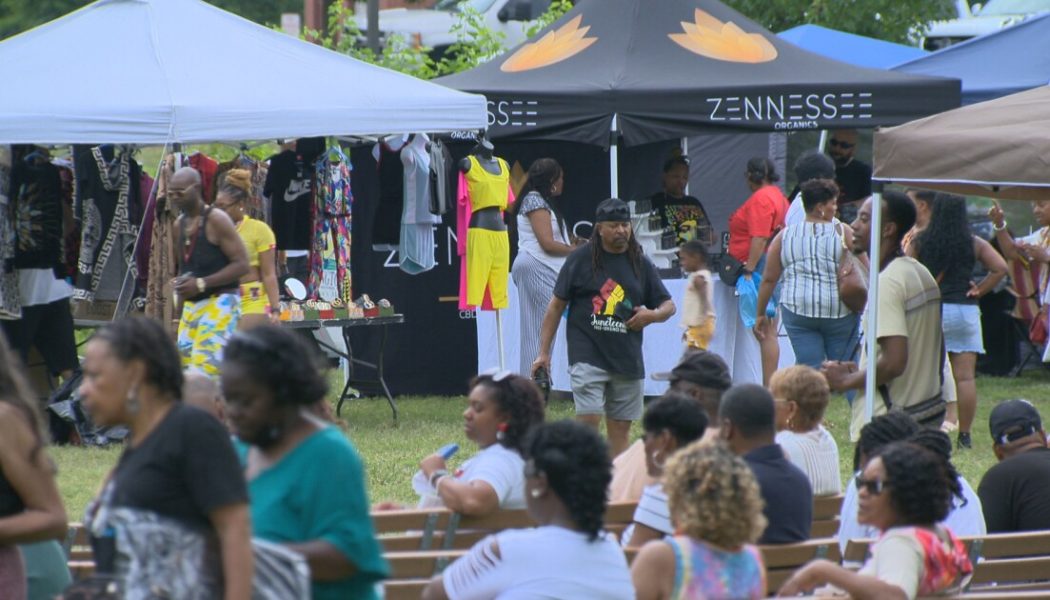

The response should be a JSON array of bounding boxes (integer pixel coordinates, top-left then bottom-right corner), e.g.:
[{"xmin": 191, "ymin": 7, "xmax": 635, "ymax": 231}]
[{"xmin": 0, "ymin": 0, "xmax": 487, "ymax": 144}]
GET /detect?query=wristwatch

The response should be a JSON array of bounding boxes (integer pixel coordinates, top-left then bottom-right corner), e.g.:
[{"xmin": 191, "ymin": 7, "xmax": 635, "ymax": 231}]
[
  {"xmin": 429, "ymin": 469, "xmax": 449, "ymax": 488},
  {"xmin": 195, "ymin": 277, "xmax": 206, "ymax": 293}
]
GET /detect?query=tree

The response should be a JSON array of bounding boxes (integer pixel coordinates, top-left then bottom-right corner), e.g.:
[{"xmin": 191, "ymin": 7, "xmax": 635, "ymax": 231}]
[{"xmin": 722, "ymin": 0, "xmax": 957, "ymax": 44}]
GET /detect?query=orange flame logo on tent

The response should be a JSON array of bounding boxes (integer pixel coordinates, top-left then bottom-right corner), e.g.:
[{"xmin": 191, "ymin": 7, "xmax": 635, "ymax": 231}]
[
  {"xmin": 501, "ymin": 15, "xmax": 598, "ymax": 73},
  {"xmin": 669, "ymin": 9, "xmax": 777, "ymax": 63}
]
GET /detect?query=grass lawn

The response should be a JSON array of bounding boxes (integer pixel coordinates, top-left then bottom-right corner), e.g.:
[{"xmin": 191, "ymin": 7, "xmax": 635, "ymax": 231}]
[{"xmin": 52, "ymin": 368, "xmax": 1050, "ymax": 521}]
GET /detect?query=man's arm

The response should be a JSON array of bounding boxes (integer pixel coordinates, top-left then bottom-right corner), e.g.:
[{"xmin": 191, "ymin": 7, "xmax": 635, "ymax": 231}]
[
  {"xmin": 823, "ymin": 336, "xmax": 908, "ymax": 392},
  {"xmin": 531, "ymin": 296, "xmax": 568, "ymax": 376}
]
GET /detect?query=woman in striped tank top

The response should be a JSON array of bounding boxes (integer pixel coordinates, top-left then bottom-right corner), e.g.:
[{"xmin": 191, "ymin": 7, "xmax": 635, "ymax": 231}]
[{"xmin": 756, "ymin": 179, "xmax": 860, "ymax": 370}]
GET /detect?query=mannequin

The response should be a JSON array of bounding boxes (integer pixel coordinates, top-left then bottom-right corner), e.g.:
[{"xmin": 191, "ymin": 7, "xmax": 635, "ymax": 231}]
[{"xmin": 459, "ymin": 137, "xmax": 512, "ymax": 367}]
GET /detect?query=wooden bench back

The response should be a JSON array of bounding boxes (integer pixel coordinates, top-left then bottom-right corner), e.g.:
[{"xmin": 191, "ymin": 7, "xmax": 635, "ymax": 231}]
[
  {"xmin": 761, "ymin": 538, "xmax": 841, "ymax": 593},
  {"xmin": 810, "ymin": 494, "xmax": 843, "ymax": 538}
]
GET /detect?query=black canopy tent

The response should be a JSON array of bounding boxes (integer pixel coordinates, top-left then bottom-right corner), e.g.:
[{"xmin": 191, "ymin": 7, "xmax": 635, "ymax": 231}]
[{"xmin": 438, "ymin": 0, "xmax": 961, "ymax": 151}]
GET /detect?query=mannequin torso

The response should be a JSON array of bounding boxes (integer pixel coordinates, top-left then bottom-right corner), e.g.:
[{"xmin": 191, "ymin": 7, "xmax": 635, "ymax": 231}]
[{"xmin": 460, "ymin": 141, "xmax": 507, "ymax": 232}]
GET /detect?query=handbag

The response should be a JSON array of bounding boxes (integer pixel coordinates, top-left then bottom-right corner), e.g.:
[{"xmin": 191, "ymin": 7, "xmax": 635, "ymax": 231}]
[
  {"xmin": 836, "ymin": 224, "xmax": 867, "ymax": 313},
  {"xmin": 718, "ymin": 253, "xmax": 746, "ymax": 286}
]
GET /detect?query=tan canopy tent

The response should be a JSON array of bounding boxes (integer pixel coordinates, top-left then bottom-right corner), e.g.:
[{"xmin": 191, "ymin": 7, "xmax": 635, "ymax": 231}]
[
  {"xmin": 861, "ymin": 85, "xmax": 1050, "ymax": 426},
  {"xmin": 873, "ymin": 85, "xmax": 1050, "ymax": 201}
]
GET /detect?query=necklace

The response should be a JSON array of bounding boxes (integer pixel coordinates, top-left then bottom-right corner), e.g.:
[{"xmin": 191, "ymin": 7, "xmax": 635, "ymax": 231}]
[{"xmin": 182, "ymin": 212, "xmax": 204, "ymax": 264}]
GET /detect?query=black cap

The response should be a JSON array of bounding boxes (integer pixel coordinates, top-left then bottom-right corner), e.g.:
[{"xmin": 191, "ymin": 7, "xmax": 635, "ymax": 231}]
[
  {"xmin": 652, "ymin": 350, "xmax": 732, "ymax": 391},
  {"xmin": 595, "ymin": 198, "xmax": 631, "ymax": 223},
  {"xmin": 989, "ymin": 399, "xmax": 1043, "ymax": 446}
]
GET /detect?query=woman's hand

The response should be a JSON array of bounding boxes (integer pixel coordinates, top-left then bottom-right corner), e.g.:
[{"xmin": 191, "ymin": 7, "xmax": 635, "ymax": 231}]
[
  {"xmin": 966, "ymin": 281, "xmax": 981, "ymax": 299},
  {"xmin": 419, "ymin": 455, "xmax": 447, "ymax": 481},
  {"xmin": 1021, "ymin": 243, "xmax": 1050, "ymax": 263},
  {"xmin": 988, "ymin": 202, "xmax": 1005, "ymax": 228},
  {"xmin": 372, "ymin": 501, "xmax": 405, "ymax": 512},
  {"xmin": 777, "ymin": 559, "xmax": 835, "ymax": 596},
  {"xmin": 752, "ymin": 315, "xmax": 769, "ymax": 341}
]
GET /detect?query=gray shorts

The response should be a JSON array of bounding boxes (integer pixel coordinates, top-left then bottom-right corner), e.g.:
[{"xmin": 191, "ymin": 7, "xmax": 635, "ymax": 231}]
[{"xmin": 569, "ymin": 362, "xmax": 644, "ymax": 421}]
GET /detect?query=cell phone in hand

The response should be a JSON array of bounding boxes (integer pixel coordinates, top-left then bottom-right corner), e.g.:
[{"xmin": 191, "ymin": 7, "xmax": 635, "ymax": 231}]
[{"xmin": 437, "ymin": 443, "xmax": 460, "ymax": 460}]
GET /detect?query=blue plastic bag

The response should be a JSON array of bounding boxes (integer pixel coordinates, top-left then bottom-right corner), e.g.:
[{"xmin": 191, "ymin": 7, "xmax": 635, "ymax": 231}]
[{"xmin": 737, "ymin": 273, "xmax": 776, "ymax": 328}]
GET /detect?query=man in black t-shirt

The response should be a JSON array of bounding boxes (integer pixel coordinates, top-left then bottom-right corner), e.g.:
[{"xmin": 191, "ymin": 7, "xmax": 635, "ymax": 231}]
[
  {"xmin": 977, "ymin": 399, "xmax": 1050, "ymax": 532},
  {"xmin": 828, "ymin": 129, "xmax": 872, "ymax": 223},
  {"xmin": 533, "ymin": 199, "xmax": 675, "ymax": 457}
]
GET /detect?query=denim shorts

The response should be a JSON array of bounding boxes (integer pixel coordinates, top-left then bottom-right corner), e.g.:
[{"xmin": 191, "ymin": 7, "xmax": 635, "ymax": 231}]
[{"xmin": 942, "ymin": 303, "xmax": 984, "ymax": 354}]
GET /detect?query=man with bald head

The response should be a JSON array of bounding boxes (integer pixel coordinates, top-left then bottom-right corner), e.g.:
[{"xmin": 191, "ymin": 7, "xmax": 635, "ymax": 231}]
[
  {"xmin": 170, "ymin": 167, "xmax": 248, "ymax": 376},
  {"xmin": 827, "ymin": 128, "xmax": 872, "ymax": 223}
]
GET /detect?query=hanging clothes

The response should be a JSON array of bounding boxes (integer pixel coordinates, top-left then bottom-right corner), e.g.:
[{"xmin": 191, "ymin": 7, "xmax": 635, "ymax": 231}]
[
  {"xmin": 428, "ymin": 139, "xmax": 452, "ymax": 216},
  {"xmin": 188, "ymin": 152, "xmax": 219, "ymax": 204},
  {"xmin": 134, "ymin": 171, "xmax": 155, "ymax": 292},
  {"xmin": 463, "ymin": 155, "xmax": 512, "ymax": 310},
  {"xmin": 0, "ymin": 145, "xmax": 19, "ymax": 320},
  {"xmin": 371, "ymin": 136, "xmax": 407, "ymax": 251},
  {"xmin": 72, "ymin": 145, "xmax": 142, "ymax": 303},
  {"xmin": 309, "ymin": 147, "xmax": 353, "ymax": 303},
  {"xmin": 264, "ymin": 138, "xmax": 324, "ymax": 251},
  {"xmin": 145, "ymin": 153, "xmax": 185, "ymax": 327},
  {"xmin": 10, "ymin": 151, "xmax": 64, "ymax": 272},
  {"xmin": 52, "ymin": 158, "xmax": 79, "ymax": 281},
  {"xmin": 400, "ymin": 135, "xmax": 441, "ymax": 275},
  {"xmin": 456, "ymin": 172, "xmax": 516, "ymax": 311}
]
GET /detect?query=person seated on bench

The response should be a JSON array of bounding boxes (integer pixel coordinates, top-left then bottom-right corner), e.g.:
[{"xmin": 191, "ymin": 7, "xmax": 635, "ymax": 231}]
[
  {"xmin": 721, "ymin": 384, "xmax": 812, "ymax": 544},
  {"xmin": 610, "ymin": 350, "xmax": 731, "ymax": 502},
  {"xmin": 223, "ymin": 326, "xmax": 389, "ymax": 600},
  {"xmin": 622, "ymin": 393, "xmax": 708, "ymax": 548},
  {"xmin": 383, "ymin": 371, "xmax": 545, "ymax": 516},
  {"xmin": 978, "ymin": 399, "xmax": 1050, "ymax": 533},
  {"xmin": 770, "ymin": 365, "xmax": 841, "ymax": 496},
  {"xmin": 839, "ymin": 414, "xmax": 985, "ymax": 554},
  {"xmin": 779, "ymin": 441, "xmax": 973, "ymax": 599},
  {"xmin": 422, "ymin": 421, "xmax": 633, "ymax": 600},
  {"xmin": 631, "ymin": 444, "xmax": 767, "ymax": 600}
]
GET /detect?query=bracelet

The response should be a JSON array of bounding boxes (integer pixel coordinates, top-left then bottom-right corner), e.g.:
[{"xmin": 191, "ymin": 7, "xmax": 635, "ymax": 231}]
[
  {"xmin": 993, "ymin": 221, "xmax": 1007, "ymax": 232},
  {"xmin": 195, "ymin": 277, "xmax": 206, "ymax": 293},
  {"xmin": 429, "ymin": 469, "xmax": 448, "ymax": 489}
]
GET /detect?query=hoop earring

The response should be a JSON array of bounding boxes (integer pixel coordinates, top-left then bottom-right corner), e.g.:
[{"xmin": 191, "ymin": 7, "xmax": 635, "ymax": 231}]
[
  {"xmin": 530, "ymin": 488, "xmax": 542, "ymax": 499},
  {"xmin": 125, "ymin": 385, "xmax": 140, "ymax": 416},
  {"xmin": 652, "ymin": 450, "xmax": 666, "ymax": 470}
]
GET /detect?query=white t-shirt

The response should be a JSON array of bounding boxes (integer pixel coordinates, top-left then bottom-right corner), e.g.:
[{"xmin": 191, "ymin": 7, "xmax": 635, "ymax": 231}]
[
  {"xmin": 621, "ymin": 483, "xmax": 672, "ymax": 547},
  {"xmin": 838, "ymin": 474, "xmax": 986, "ymax": 554},
  {"xmin": 680, "ymin": 269, "xmax": 714, "ymax": 327},
  {"xmin": 18, "ymin": 268, "xmax": 73, "ymax": 306},
  {"xmin": 516, "ymin": 191, "xmax": 569, "ymax": 275},
  {"xmin": 776, "ymin": 426, "xmax": 842, "ymax": 496},
  {"xmin": 422, "ymin": 444, "xmax": 526, "ymax": 510},
  {"xmin": 442, "ymin": 526, "xmax": 634, "ymax": 600}
]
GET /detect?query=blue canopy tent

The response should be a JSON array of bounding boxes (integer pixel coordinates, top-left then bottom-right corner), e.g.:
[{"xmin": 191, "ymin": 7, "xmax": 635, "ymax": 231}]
[
  {"xmin": 894, "ymin": 12, "xmax": 1050, "ymax": 105},
  {"xmin": 778, "ymin": 24, "xmax": 927, "ymax": 69}
]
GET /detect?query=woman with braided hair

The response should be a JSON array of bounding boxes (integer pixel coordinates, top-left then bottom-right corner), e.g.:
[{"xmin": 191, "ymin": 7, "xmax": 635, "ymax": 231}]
[
  {"xmin": 631, "ymin": 443, "xmax": 767, "ymax": 599},
  {"xmin": 423, "ymin": 421, "xmax": 633, "ymax": 600},
  {"xmin": 215, "ymin": 169, "xmax": 280, "ymax": 329}
]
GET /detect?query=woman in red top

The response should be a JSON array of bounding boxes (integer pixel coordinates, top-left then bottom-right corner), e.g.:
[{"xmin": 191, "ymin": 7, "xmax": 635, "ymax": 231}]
[{"xmin": 727, "ymin": 157, "xmax": 788, "ymax": 385}]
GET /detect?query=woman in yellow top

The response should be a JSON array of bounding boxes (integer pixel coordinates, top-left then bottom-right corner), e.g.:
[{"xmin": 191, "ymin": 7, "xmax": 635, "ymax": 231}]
[{"xmin": 215, "ymin": 169, "xmax": 280, "ymax": 329}]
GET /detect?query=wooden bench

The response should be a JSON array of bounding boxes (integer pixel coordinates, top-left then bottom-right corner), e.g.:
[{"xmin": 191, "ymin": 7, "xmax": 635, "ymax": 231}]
[
  {"xmin": 844, "ymin": 530, "xmax": 1050, "ymax": 592},
  {"xmin": 810, "ymin": 494, "xmax": 843, "ymax": 538},
  {"xmin": 373, "ymin": 502, "xmax": 637, "ymax": 552},
  {"xmin": 761, "ymin": 537, "xmax": 841, "ymax": 593}
]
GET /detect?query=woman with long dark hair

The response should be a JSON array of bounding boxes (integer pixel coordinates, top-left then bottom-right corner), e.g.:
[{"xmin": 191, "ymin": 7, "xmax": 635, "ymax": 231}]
[
  {"xmin": 910, "ymin": 194, "xmax": 1007, "ymax": 449},
  {"xmin": 0, "ymin": 335, "xmax": 67, "ymax": 600},
  {"xmin": 510, "ymin": 158, "xmax": 575, "ymax": 375}
]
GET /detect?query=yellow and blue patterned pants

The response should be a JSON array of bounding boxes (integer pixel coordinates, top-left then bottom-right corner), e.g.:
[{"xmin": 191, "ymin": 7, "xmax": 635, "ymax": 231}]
[{"xmin": 177, "ymin": 292, "xmax": 240, "ymax": 376}]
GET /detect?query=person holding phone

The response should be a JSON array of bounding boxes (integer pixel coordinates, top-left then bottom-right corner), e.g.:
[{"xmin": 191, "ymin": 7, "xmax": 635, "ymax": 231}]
[{"xmin": 533, "ymin": 199, "xmax": 675, "ymax": 458}]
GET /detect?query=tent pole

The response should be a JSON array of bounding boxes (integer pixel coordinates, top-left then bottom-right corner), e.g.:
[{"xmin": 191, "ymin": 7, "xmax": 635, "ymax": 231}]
[
  {"xmin": 818, "ymin": 130, "xmax": 829, "ymax": 152},
  {"xmin": 610, "ymin": 114, "xmax": 619, "ymax": 198},
  {"xmin": 114, "ymin": 142, "xmax": 169, "ymax": 319},
  {"xmin": 495, "ymin": 308, "xmax": 505, "ymax": 370},
  {"xmin": 681, "ymin": 137, "xmax": 689, "ymax": 195},
  {"xmin": 864, "ymin": 188, "xmax": 883, "ymax": 425}
]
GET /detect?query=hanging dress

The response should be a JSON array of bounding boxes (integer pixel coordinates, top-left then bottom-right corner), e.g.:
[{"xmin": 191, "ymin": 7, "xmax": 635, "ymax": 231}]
[{"xmin": 309, "ymin": 148, "xmax": 353, "ymax": 303}]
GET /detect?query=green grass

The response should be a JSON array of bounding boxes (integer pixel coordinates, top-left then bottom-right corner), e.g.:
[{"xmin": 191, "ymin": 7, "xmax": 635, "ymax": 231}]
[{"xmin": 52, "ymin": 368, "xmax": 1050, "ymax": 520}]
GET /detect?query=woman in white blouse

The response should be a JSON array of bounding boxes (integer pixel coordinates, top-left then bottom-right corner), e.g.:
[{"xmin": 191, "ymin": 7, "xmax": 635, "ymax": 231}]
[
  {"xmin": 423, "ymin": 421, "xmax": 634, "ymax": 600},
  {"xmin": 770, "ymin": 365, "xmax": 842, "ymax": 496},
  {"xmin": 510, "ymin": 159, "xmax": 576, "ymax": 376}
]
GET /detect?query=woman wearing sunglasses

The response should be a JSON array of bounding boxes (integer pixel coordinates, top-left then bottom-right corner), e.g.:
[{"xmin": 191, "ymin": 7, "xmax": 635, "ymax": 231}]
[
  {"xmin": 384, "ymin": 371, "xmax": 545, "ymax": 516},
  {"xmin": 778, "ymin": 442, "xmax": 972, "ymax": 599}
]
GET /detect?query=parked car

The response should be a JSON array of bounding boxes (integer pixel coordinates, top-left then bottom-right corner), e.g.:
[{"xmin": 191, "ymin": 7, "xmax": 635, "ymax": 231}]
[
  {"xmin": 920, "ymin": 0, "xmax": 1050, "ymax": 50},
  {"xmin": 355, "ymin": 0, "xmax": 552, "ymax": 59}
]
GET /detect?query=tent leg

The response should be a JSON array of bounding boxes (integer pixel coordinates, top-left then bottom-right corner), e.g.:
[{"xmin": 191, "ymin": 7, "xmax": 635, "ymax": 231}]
[
  {"xmin": 818, "ymin": 130, "xmax": 829, "ymax": 152},
  {"xmin": 864, "ymin": 190, "xmax": 883, "ymax": 425},
  {"xmin": 681, "ymin": 137, "xmax": 689, "ymax": 196},
  {"xmin": 610, "ymin": 114, "xmax": 619, "ymax": 198},
  {"xmin": 114, "ymin": 142, "xmax": 169, "ymax": 319}
]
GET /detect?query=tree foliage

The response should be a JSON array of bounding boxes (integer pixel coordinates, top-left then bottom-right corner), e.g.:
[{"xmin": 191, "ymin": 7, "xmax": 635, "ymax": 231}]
[{"xmin": 722, "ymin": 0, "xmax": 957, "ymax": 44}]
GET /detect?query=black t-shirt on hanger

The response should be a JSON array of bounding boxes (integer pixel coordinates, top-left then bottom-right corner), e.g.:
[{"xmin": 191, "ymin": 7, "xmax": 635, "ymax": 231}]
[
  {"xmin": 264, "ymin": 138, "xmax": 324, "ymax": 251},
  {"xmin": 11, "ymin": 160, "xmax": 65, "ymax": 271}
]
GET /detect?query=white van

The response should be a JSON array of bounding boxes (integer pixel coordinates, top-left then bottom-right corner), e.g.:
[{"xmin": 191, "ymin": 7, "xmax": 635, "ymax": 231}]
[
  {"xmin": 355, "ymin": 0, "xmax": 552, "ymax": 59},
  {"xmin": 921, "ymin": 0, "xmax": 1050, "ymax": 50}
]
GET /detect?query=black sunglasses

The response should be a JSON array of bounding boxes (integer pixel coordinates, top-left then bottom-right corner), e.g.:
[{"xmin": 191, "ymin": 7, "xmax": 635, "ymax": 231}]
[
  {"xmin": 829, "ymin": 139, "xmax": 855, "ymax": 149},
  {"xmin": 855, "ymin": 475, "xmax": 889, "ymax": 495}
]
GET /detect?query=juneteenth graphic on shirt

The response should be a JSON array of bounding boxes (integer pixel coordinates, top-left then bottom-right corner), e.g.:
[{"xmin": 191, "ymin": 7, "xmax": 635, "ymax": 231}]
[{"xmin": 591, "ymin": 279, "xmax": 631, "ymax": 334}]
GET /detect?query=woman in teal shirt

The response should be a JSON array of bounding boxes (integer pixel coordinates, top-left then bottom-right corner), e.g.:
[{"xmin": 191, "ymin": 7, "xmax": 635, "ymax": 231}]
[{"xmin": 222, "ymin": 326, "xmax": 389, "ymax": 600}]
